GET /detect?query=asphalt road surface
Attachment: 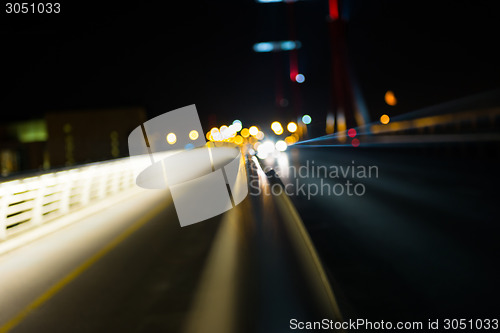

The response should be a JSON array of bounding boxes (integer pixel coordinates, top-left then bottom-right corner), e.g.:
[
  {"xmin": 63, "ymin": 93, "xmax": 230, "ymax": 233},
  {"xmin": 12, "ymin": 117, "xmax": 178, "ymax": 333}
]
[
  {"xmin": 1, "ymin": 145, "xmax": 498, "ymax": 332},
  {"xmin": 272, "ymin": 144, "xmax": 500, "ymax": 322},
  {"xmin": 0, "ymin": 158, "xmax": 335, "ymax": 333}
]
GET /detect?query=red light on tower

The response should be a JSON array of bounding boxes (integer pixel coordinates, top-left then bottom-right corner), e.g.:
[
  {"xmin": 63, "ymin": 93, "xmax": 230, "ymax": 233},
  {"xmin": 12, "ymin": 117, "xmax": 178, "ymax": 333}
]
[
  {"xmin": 289, "ymin": 51, "xmax": 298, "ymax": 82},
  {"xmin": 329, "ymin": 0, "xmax": 339, "ymax": 20},
  {"xmin": 347, "ymin": 128, "xmax": 356, "ymax": 138}
]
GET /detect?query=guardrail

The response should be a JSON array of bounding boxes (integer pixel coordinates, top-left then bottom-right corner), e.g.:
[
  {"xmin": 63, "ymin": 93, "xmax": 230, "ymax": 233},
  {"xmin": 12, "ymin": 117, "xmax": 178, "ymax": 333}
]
[{"xmin": 0, "ymin": 158, "xmax": 137, "ymax": 240}]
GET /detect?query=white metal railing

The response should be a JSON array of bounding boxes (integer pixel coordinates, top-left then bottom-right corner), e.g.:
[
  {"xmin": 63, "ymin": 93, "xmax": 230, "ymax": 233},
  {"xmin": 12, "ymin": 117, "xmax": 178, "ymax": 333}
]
[{"xmin": 0, "ymin": 158, "xmax": 137, "ymax": 240}]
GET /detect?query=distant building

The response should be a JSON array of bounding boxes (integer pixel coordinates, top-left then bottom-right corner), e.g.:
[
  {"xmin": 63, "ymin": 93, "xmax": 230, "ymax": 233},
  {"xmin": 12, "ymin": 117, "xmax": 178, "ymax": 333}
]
[
  {"xmin": 0, "ymin": 119, "xmax": 48, "ymax": 176},
  {"xmin": 0, "ymin": 107, "xmax": 146, "ymax": 176}
]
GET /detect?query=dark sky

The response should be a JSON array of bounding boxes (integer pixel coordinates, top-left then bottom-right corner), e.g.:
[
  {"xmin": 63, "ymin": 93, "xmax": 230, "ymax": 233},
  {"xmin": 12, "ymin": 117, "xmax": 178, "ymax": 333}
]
[{"xmin": 1, "ymin": 0, "xmax": 500, "ymax": 129}]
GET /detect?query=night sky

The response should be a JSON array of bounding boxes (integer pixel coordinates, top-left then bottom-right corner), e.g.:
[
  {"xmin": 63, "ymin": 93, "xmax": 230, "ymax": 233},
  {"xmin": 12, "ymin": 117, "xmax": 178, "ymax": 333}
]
[{"xmin": 2, "ymin": 0, "xmax": 500, "ymax": 129}]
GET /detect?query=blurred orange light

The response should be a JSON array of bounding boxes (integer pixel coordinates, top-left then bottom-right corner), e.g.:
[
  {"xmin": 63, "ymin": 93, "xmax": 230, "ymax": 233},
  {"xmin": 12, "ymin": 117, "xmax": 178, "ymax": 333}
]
[
  {"xmin": 241, "ymin": 128, "xmax": 250, "ymax": 138},
  {"xmin": 234, "ymin": 135, "xmax": 244, "ymax": 145},
  {"xmin": 384, "ymin": 91, "xmax": 397, "ymax": 106},
  {"xmin": 380, "ymin": 114, "xmax": 390, "ymax": 124},
  {"xmin": 285, "ymin": 136, "xmax": 296, "ymax": 145}
]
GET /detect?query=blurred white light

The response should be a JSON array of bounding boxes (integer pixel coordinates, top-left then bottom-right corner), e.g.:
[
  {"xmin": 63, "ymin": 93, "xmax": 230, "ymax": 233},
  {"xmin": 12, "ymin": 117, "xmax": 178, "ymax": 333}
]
[
  {"xmin": 232, "ymin": 120, "xmax": 243, "ymax": 132},
  {"xmin": 257, "ymin": 140, "xmax": 275, "ymax": 159},
  {"xmin": 212, "ymin": 132, "xmax": 222, "ymax": 141},
  {"xmin": 275, "ymin": 140, "xmax": 287, "ymax": 152},
  {"xmin": 249, "ymin": 126, "xmax": 259, "ymax": 136},
  {"xmin": 271, "ymin": 121, "xmax": 282, "ymax": 132},
  {"xmin": 189, "ymin": 130, "xmax": 199, "ymax": 140},
  {"xmin": 166, "ymin": 133, "xmax": 177, "ymax": 144},
  {"xmin": 295, "ymin": 74, "xmax": 305, "ymax": 83},
  {"xmin": 277, "ymin": 153, "xmax": 290, "ymax": 176},
  {"xmin": 257, "ymin": 151, "xmax": 268, "ymax": 159},
  {"xmin": 228, "ymin": 124, "xmax": 238, "ymax": 137},
  {"xmin": 287, "ymin": 122, "xmax": 298, "ymax": 133}
]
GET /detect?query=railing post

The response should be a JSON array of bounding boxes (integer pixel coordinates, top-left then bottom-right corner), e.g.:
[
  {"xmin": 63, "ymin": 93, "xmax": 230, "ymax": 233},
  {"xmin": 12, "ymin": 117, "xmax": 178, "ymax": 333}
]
[
  {"xmin": 0, "ymin": 158, "xmax": 137, "ymax": 239},
  {"xmin": 31, "ymin": 176, "xmax": 45, "ymax": 226},
  {"xmin": 112, "ymin": 164, "xmax": 121, "ymax": 194},
  {"xmin": 0, "ymin": 186, "xmax": 9, "ymax": 240},
  {"xmin": 59, "ymin": 172, "xmax": 72, "ymax": 215},
  {"xmin": 81, "ymin": 167, "xmax": 92, "ymax": 206},
  {"xmin": 98, "ymin": 166, "xmax": 107, "ymax": 199}
]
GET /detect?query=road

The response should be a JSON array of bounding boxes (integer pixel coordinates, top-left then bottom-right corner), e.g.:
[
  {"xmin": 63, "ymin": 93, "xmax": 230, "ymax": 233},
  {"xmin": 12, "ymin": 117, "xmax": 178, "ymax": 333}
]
[
  {"xmin": 270, "ymin": 144, "xmax": 500, "ymax": 322},
  {"xmin": 0, "ymin": 157, "xmax": 338, "ymax": 333},
  {"xmin": 1, "ymin": 144, "xmax": 498, "ymax": 332}
]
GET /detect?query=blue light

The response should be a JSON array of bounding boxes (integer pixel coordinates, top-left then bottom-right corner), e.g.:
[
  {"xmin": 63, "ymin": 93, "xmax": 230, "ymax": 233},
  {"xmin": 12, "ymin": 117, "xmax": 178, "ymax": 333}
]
[
  {"xmin": 184, "ymin": 143, "xmax": 194, "ymax": 150},
  {"xmin": 253, "ymin": 42, "xmax": 274, "ymax": 53},
  {"xmin": 253, "ymin": 40, "xmax": 302, "ymax": 53},
  {"xmin": 302, "ymin": 114, "xmax": 312, "ymax": 124},
  {"xmin": 295, "ymin": 73, "xmax": 305, "ymax": 83},
  {"xmin": 280, "ymin": 41, "xmax": 296, "ymax": 51}
]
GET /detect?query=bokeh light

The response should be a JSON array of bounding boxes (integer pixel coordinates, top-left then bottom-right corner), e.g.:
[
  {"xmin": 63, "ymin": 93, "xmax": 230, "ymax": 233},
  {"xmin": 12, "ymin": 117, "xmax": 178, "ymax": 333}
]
[
  {"xmin": 241, "ymin": 128, "xmax": 250, "ymax": 138},
  {"xmin": 232, "ymin": 120, "xmax": 243, "ymax": 132},
  {"xmin": 234, "ymin": 135, "xmax": 244, "ymax": 145},
  {"xmin": 257, "ymin": 140, "xmax": 275, "ymax": 159},
  {"xmin": 249, "ymin": 126, "xmax": 259, "ymax": 136},
  {"xmin": 384, "ymin": 90, "xmax": 397, "ymax": 106},
  {"xmin": 295, "ymin": 74, "xmax": 305, "ymax": 83},
  {"xmin": 271, "ymin": 121, "xmax": 282, "ymax": 132},
  {"xmin": 287, "ymin": 122, "xmax": 298, "ymax": 133},
  {"xmin": 166, "ymin": 133, "xmax": 176, "ymax": 144},
  {"xmin": 189, "ymin": 130, "xmax": 199, "ymax": 140},
  {"xmin": 275, "ymin": 140, "xmax": 287, "ymax": 152},
  {"xmin": 302, "ymin": 114, "xmax": 312, "ymax": 124},
  {"xmin": 380, "ymin": 114, "xmax": 390, "ymax": 124},
  {"xmin": 285, "ymin": 135, "xmax": 297, "ymax": 145}
]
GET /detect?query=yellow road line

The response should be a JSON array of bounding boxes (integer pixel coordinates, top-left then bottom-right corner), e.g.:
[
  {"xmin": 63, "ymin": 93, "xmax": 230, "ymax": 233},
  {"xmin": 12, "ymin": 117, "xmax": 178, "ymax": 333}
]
[{"xmin": 0, "ymin": 200, "xmax": 168, "ymax": 333}]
